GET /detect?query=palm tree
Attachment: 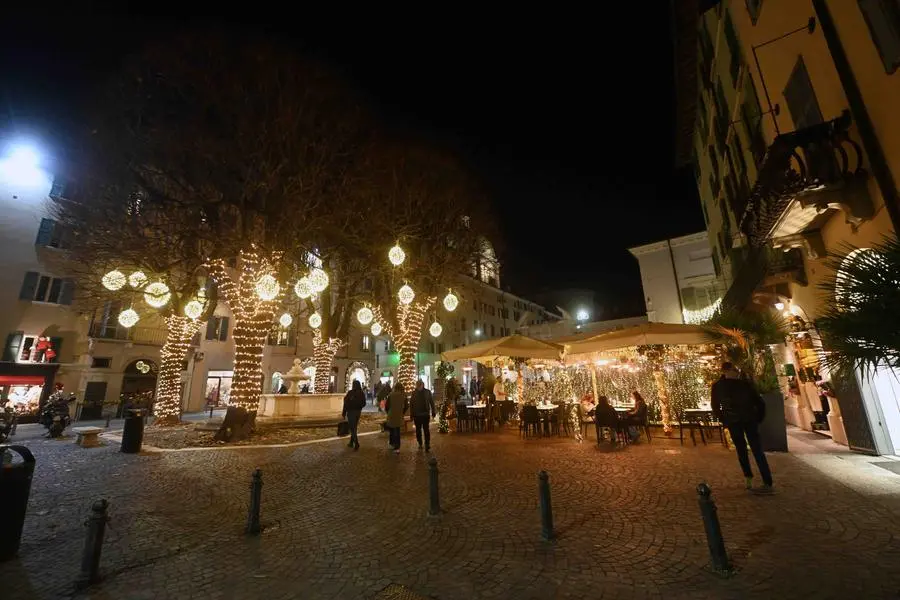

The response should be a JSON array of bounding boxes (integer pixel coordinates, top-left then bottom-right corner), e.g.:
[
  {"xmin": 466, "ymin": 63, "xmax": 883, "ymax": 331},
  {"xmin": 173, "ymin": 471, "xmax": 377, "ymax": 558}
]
[
  {"xmin": 704, "ymin": 308, "xmax": 786, "ymax": 392},
  {"xmin": 816, "ymin": 235, "xmax": 900, "ymax": 378}
]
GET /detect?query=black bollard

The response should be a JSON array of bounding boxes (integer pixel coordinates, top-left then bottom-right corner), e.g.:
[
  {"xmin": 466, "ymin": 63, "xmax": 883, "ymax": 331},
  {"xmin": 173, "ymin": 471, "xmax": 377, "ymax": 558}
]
[
  {"xmin": 538, "ymin": 470, "xmax": 554, "ymax": 541},
  {"xmin": 246, "ymin": 469, "xmax": 263, "ymax": 535},
  {"xmin": 697, "ymin": 483, "xmax": 731, "ymax": 572},
  {"xmin": 209, "ymin": 406, "xmax": 214, "ymax": 419},
  {"xmin": 104, "ymin": 415, "xmax": 111, "ymax": 428},
  {"xmin": 76, "ymin": 499, "xmax": 109, "ymax": 589},
  {"xmin": 428, "ymin": 457, "xmax": 441, "ymax": 516}
]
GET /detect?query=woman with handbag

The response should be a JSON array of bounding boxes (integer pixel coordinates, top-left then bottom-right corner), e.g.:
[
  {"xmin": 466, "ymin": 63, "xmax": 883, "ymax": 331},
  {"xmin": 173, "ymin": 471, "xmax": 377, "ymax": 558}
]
[
  {"xmin": 385, "ymin": 382, "xmax": 409, "ymax": 454},
  {"xmin": 342, "ymin": 380, "xmax": 367, "ymax": 450}
]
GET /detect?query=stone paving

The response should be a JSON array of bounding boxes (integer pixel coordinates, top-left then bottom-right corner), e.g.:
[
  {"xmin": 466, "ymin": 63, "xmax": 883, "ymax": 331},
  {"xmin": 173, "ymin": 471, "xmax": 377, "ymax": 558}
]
[{"xmin": 4, "ymin": 424, "xmax": 900, "ymax": 599}]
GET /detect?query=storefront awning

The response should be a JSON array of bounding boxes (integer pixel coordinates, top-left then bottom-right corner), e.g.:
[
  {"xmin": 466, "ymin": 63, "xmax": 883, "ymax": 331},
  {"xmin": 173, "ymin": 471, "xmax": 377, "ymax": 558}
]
[{"xmin": 0, "ymin": 375, "xmax": 46, "ymax": 386}]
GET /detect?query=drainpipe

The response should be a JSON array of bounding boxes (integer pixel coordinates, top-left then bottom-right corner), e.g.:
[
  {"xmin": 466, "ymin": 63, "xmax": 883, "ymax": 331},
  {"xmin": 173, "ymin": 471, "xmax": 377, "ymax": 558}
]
[
  {"xmin": 667, "ymin": 240, "xmax": 686, "ymax": 322},
  {"xmin": 812, "ymin": 0, "xmax": 900, "ymax": 233}
]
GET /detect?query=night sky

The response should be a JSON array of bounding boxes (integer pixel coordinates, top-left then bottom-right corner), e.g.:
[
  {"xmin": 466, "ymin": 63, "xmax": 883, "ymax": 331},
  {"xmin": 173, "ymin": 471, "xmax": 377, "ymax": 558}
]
[{"xmin": 1, "ymin": 10, "xmax": 703, "ymax": 319}]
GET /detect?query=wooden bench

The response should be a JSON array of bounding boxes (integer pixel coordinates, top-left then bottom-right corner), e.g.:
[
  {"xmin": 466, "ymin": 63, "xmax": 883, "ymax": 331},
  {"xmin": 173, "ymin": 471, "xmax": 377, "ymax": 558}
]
[{"xmin": 72, "ymin": 426, "xmax": 104, "ymax": 448}]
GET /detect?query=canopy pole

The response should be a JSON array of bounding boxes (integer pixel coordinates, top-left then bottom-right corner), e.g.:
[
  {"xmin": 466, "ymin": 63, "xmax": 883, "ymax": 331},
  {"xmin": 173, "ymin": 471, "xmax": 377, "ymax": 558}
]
[{"xmin": 589, "ymin": 363, "xmax": 599, "ymax": 402}]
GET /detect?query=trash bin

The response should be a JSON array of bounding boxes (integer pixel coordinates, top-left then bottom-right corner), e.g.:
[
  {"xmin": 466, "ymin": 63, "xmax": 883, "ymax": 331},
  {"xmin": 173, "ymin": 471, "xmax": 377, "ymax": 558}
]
[
  {"xmin": 0, "ymin": 445, "xmax": 36, "ymax": 562},
  {"xmin": 120, "ymin": 410, "xmax": 144, "ymax": 454}
]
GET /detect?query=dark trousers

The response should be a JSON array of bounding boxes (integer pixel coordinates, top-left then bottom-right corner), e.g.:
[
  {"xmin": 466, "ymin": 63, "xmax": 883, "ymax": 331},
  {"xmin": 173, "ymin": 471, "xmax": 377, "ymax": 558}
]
[
  {"xmin": 414, "ymin": 415, "xmax": 431, "ymax": 448},
  {"xmin": 389, "ymin": 427, "xmax": 401, "ymax": 449},
  {"xmin": 346, "ymin": 410, "xmax": 361, "ymax": 446},
  {"xmin": 727, "ymin": 422, "xmax": 773, "ymax": 485}
]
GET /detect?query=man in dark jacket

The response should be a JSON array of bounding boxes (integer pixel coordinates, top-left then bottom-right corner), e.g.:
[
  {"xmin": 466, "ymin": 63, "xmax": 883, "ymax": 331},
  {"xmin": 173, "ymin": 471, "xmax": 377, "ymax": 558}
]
[
  {"xmin": 342, "ymin": 380, "xmax": 368, "ymax": 450},
  {"xmin": 711, "ymin": 362, "xmax": 773, "ymax": 491},
  {"xmin": 410, "ymin": 379, "xmax": 436, "ymax": 452}
]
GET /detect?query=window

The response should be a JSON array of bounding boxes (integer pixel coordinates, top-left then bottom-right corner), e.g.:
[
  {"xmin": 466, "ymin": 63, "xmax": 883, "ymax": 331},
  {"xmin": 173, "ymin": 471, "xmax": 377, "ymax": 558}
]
[
  {"xmin": 35, "ymin": 218, "xmax": 68, "ymax": 249},
  {"xmin": 8, "ymin": 334, "xmax": 63, "ymax": 364},
  {"xmin": 361, "ymin": 335, "xmax": 371, "ymax": 352},
  {"xmin": 205, "ymin": 316, "xmax": 229, "ymax": 341},
  {"xmin": 490, "ymin": 324, "xmax": 495, "ymax": 337},
  {"xmin": 724, "ymin": 13, "xmax": 744, "ymax": 85},
  {"xmin": 460, "ymin": 317, "xmax": 466, "ymax": 331},
  {"xmin": 784, "ymin": 56, "xmax": 824, "ymax": 130},
  {"xmin": 514, "ymin": 311, "xmax": 521, "ymax": 321},
  {"xmin": 91, "ymin": 357, "xmax": 112, "ymax": 368},
  {"xmin": 746, "ymin": 0, "xmax": 763, "ymax": 24},
  {"xmin": 859, "ymin": 0, "xmax": 900, "ymax": 73},
  {"xmin": 19, "ymin": 272, "xmax": 74, "ymax": 304}
]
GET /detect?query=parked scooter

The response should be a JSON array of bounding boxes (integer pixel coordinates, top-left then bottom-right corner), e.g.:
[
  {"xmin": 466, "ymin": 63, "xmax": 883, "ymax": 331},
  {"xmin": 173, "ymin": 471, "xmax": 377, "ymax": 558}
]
[{"xmin": 41, "ymin": 394, "xmax": 74, "ymax": 438}]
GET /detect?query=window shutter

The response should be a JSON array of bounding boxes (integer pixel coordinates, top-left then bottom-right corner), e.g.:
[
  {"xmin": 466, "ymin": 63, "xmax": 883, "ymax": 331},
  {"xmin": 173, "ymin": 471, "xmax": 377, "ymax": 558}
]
[
  {"xmin": 784, "ymin": 56, "xmax": 823, "ymax": 130},
  {"xmin": 219, "ymin": 317, "xmax": 229, "ymax": 341},
  {"xmin": 859, "ymin": 0, "xmax": 900, "ymax": 73},
  {"xmin": 19, "ymin": 271, "xmax": 40, "ymax": 300},
  {"xmin": 59, "ymin": 279, "xmax": 75, "ymax": 305},
  {"xmin": 35, "ymin": 218, "xmax": 56, "ymax": 246},
  {"xmin": 206, "ymin": 317, "xmax": 218, "ymax": 340},
  {"xmin": 49, "ymin": 336, "xmax": 63, "ymax": 363},
  {"xmin": 3, "ymin": 332, "xmax": 23, "ymax": 362}
]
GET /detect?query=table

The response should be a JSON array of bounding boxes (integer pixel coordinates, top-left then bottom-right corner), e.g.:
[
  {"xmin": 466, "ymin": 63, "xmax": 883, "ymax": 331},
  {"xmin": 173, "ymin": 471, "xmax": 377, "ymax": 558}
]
[
  {"xmin": 467, "ymin": 404, "xmax": 488, "ymax": 432},
  {"xmin": 468, "ymin": 404, "xmax": 487, "ymax": 410},
  {"xmin": 536, "ymin": 404, "xmax": 558, "ymax": 410}
]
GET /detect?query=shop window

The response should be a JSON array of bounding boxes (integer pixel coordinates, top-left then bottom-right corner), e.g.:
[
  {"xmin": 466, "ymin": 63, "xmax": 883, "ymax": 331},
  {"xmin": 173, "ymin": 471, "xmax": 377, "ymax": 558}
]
[
  {"xmin": 19, "ymin": 272, "xmax": 74, "ymax": 305},
  {"xmin": 205, "ymin": 316, "xmax": 229, "ymax": 341},
  {"xmin": 784, "ymin": 56, "xmax": 824, "ymax": 130},
  {"xmin": 859, "ymin": 0, "xmax": 900, "ymax": 74}
]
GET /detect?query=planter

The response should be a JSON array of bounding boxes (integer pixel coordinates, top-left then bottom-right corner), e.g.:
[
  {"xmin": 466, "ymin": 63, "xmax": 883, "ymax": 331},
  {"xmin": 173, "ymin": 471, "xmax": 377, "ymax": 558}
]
[{"xmin": 760, "ymin": 391, "xmax": 789, "ymax": 452}]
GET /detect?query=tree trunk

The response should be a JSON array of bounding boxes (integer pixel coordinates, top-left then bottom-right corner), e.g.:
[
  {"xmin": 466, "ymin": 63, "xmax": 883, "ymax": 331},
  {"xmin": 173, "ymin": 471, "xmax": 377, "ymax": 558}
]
[
  {"xmin": 217, "ymin": 316, "xmax": 268, "ymax": 441},
  {"xmin": 313, "ymin": 341, "xmax": 337, "ymax": 394},
  {"xmin": 154, "ymin": 315, "xmax": 201, "ymax": 426},
  {"xmin": 397, "ymin": 346, "xmax": 417, "ymax": 393}
]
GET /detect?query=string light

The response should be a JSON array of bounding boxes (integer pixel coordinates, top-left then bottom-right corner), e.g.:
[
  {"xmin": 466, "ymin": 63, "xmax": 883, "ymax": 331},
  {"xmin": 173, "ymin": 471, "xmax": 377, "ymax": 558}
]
[
  {"xmin": 443, "ymin": 290, "xmax": 459, "ymax": 312},
  {"xmin": 429, "ymin": 321, "xmax": 442, "ymax": 337},
  {"xmin": 255, "ymin": 274, "xmax": 280, "ymax": 301},
  {"xmin": 388, "ymin": 243, "xmax": 406, "ymax": 266},
  {"xmin": 154, "ymin": 315, "xmax": 202, "ymax": 424},
  {"xmin": 308, "ymin": 268, "xmax": 329, "ymax": 293},
  {"xmin": 309, "ymin": 312, "xmax": 322, "ymax": 329},
  {"xmin": 102, "ymin": 270, "xmax": 126, "ymax": 291},
  {"xmin": 118, "ymin": 308, "xmax": 139, "ymax": 328},
  {"xmin": 312, "ymin": 329, "xmax": 346, "ymax": 393},
  {"xmin": 294, "ymin": 277, "xmax": 313, "ymax": 299},
  {"xmin": 128, "ymin": 271, "xmax": 148, "ymax": 289},
  {"xmin": 279, "ymin": 312, "xmax": 293, "ymax": 328},
  {"xmin": 357, "ymin": 306, "xmax": 374, "ymax": 325},
  {"xmin": 184, "ymin": 299, "xmax": 204, "ymax": 320},
  {"xmin": 398, "ymin": 283, "xmax": 415, "ymax": 305},
  {"xmin": 371, "ymin": 322, "xmax": 383, "ymax": 336},
  {"xmin": 144, "ymin": 282, "xmax": 171, "ymax": 308}
]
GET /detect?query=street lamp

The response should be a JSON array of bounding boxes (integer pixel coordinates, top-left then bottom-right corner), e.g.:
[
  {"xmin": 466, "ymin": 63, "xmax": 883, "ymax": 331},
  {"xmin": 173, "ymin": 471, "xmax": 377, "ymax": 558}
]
[
  {"xmin": 576, "ymin": 308, "xmax": 590, "ymax": 322},
  {"xmin": 0, "ymin": 143, "xmax": 47, "ymax": 188}
]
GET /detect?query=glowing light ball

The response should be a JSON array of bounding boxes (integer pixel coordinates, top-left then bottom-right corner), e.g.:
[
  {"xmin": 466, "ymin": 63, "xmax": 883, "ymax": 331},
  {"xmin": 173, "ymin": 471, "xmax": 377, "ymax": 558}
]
[
  {"xmin": 118, "ymin": 308, "xmax": 139, "ymax": 328},
  {"xmin": 308, "ymin": 268, "xmax": 329, "ymax": 293},
  {"xmin": 294, "ymin": 277, "xmax": 313, "ymax": 299},
  {"xmin": 184, "ymin": 300, "xmax": 204, "ymax": 319},
  {"xmin": 388, "ymin": 244, "xmax": 406, "ymax": 266},
  {"xmin": 128, "ymin": 271, "xmax": 148, "ymax": 289},
  {"xmin": 443, "ymin": 291, "xmax": 459, "ymax": 312},
  {"xmin": 398, "ymin": 284, "xmax": 415, "ymax": 305},
  {"xmin": 102, "ymin": 270, "xmax": 127, "ymax": 291},
  {"xmin": 143, "ymin": 282, "xmax": 171, "ymax": 307},
  {"xmin": 255, "ymin": 274, "xmax": 280, "ymax": 301},
  {"xmin": 371, "ymin": 322, "xmax": 383, "ymax": 336},
  {"xmin": 308, "ymin": 312, "xmax": 322, "ymax": 328},
  {"xmin": 357, "ymin": 306, "xmax": 374, "ymax": 325},
  {"xmin": 429, "ymin": 322, "xmax": 443, "ymax": 337},
  {"xmin": 279, "ymin": 313, "xmax": 293, "ymax": 328}
]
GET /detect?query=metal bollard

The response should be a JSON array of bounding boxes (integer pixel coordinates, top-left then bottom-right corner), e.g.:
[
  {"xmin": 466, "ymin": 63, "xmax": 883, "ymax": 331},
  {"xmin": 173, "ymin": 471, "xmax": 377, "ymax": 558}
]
[
  {"xmin": 428, "ymin": 457, "xmax": 441, "ymax": 516},
  {"xmin": 209, "ymin": 406, "xmax": 214, "ymax": 418},
  {"xmin": 538, "ymin": 470, "xmax": 554, "ymax": 541},
  {"xmin": 104, "ymin": 415, "xmax": 111, "ymax": 428},
  {"xmin": 246, "ymin": 469, "xmax": 263, "ymax": 535},
  {"xmin": 76, "ymin": 499, "xmax": 109, "ymax": 588},
  {"xmin": 697, "ymin": 483, "xmax": 731, "ymax": 572}
]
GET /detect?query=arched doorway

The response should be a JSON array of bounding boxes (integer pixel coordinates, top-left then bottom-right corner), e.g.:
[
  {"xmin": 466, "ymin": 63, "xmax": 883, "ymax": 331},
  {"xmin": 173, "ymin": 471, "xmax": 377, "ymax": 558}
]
[
  {"xmin": 345, "ymin": 361, "xmax": 370, "ymax": 392},
  {"xmin": 120, "ymin": 359, "xmax": 158, "ymax": 416}
]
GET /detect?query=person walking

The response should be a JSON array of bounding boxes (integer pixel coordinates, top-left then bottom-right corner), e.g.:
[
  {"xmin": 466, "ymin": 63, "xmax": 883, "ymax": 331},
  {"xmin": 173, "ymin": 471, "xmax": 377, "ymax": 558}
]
[
  {"xmin": 711, "ymin": 362, "xmax": 773, "ymax": 492},
  {"xmin": 376, "ymin": 380, "xmax": 391, "ymax": 413},
  {"xmin": 410, "ymin": 379, "xmax": 436, "ymax": 452},
  {"xmin": 385, "ymin": 382, "xmax": 408, "ymax": 454},
  {"xmin": 342, "ymin": 379, "xmax": 367, "ymax": 450}
]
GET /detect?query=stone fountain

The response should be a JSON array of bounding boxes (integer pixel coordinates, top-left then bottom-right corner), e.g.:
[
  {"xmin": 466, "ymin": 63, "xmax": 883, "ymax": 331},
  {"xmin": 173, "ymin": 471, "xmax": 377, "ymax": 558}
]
[{"xmin": 257, "ymin": 358, "xmax": 344, "ymax": 425}]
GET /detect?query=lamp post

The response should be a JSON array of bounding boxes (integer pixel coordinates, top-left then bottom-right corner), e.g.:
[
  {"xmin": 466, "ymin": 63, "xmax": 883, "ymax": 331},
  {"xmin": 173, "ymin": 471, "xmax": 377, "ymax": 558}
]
[{"xmin": 751, "ymin": 16, "xmax": 817, "ymax": 136}]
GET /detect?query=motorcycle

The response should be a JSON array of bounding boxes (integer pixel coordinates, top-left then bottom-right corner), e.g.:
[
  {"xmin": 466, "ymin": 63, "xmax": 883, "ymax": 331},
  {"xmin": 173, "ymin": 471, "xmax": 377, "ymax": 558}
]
[{"xmin": 41, "ymin": 395, "xmax": 73, "ymax": 438}]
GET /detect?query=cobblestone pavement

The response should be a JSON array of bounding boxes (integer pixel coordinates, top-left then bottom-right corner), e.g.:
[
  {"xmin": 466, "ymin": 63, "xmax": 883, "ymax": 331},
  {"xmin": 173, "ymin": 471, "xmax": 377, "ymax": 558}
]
[{"xmin": 4, "ymin": 425, "xmax": 900, "ymax": 599}]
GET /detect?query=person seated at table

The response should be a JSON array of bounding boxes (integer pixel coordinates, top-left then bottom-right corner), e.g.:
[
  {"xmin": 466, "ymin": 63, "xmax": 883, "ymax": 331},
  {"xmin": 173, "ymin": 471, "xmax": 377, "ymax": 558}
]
[
  {"xmin": 594, "ymin": 395, "xmax": 619, "ymax": 444},
  {"xmin": 580, "ymin": 392, "xmax": 596, "ymax": 417},
  {"xmin": 624, "ymin": 391, "xmax": 648, "ymax": 442}
]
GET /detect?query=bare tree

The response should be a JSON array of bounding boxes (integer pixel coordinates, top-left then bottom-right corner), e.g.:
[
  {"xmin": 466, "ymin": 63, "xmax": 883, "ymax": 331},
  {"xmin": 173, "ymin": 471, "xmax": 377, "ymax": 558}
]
[{"xmin": 54, "ymin": 29, "xmax": 371, "ymax": 429}]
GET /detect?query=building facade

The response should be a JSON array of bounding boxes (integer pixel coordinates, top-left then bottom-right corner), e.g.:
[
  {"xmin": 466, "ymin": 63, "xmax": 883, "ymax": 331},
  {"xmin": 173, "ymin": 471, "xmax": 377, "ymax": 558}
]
[
  {"xmin": 628, "ymin": 232, "xmax": 722, "ymax": 324},
  {"xmin": 677, "ymin": 0, "xmax": 900, "ymax": 453}
]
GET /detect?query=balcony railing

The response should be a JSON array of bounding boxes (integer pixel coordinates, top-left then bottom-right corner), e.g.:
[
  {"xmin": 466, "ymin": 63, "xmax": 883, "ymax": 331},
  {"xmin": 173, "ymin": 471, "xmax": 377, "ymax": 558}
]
[
  {"xmin": 722, "ymin": 246, "xmax": 806, "ymax": 310},
  {"xmin": 89, "ymin": 324, "xmax": 167, "ymax": 345},
  {"xmin": 739, "ymin": 110, "xmax": 868, "ymax": 246}
]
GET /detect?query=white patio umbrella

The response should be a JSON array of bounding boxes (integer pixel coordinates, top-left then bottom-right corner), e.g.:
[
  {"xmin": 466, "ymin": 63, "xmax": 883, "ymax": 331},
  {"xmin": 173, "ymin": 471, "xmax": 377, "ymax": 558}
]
[
  {"xmin": 441, "ymin": 334, "xmax": 564, "ymax": 364},
  {"xmin": 563, "ymin": 323, "xmax": 714, "ymax": 357}
]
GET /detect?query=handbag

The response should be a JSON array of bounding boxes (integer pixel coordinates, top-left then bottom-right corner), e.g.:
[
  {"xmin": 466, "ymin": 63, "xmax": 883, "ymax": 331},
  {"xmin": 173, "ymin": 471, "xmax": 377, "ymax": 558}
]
[{"xmin": 337, "ymin": 420, "xmax": 350, "ymax": 436}]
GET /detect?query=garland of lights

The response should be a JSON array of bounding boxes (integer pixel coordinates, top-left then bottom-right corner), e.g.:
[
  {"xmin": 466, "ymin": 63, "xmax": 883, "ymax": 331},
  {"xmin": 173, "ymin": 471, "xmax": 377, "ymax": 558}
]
[
  {"xmin": 371, "ymin": 296, "xmax": 437, "ymax": 393},
  {"xmin": 312, "ymin": 329, "xmax": 346, "ymax": 394},
  {"xmin": 155, "ymin": 315, "xmax": 202, "ymax": 425},
  {"xmin": 207, "ymin": 248, "xmax": 282, "ymax": 413}
]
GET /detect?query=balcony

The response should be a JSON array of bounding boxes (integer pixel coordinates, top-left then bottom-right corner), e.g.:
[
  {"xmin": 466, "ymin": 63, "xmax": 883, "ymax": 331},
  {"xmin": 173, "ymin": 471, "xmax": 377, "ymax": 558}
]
[
  {"xmin": 739, "ymin": 110, "xmax": 873, "ymax": 251},
  {"xmin": 89, "ymin": 324, "xmax": 167, "ymax": 346},
  {"xmin": 722, "ymin": 246, "xmax": 806, "ymax": 310}
]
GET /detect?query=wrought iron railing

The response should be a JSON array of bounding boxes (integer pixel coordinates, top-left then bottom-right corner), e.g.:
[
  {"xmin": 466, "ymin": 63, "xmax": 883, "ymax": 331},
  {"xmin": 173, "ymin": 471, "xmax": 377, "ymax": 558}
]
[
  {"xmin": 722, "ymin": 247, "xmax": 806, "ymax": 310},
  {"xmin": 89, "ymin": 324, "xmax": 167, "ymax": 345}
]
